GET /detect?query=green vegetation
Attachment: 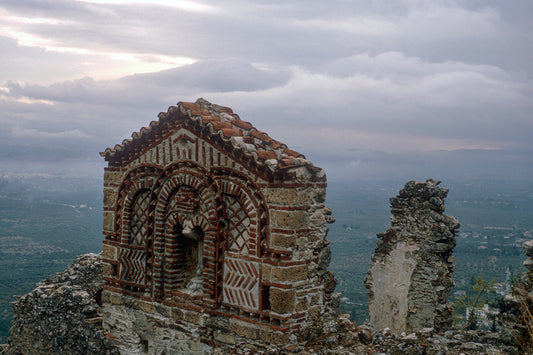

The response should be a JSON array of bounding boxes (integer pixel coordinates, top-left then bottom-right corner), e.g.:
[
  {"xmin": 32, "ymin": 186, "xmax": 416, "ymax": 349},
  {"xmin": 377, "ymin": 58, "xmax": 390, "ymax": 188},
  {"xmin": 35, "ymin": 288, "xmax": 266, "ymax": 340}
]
[{"xmin": 454, "ymin": 276, "xmax": 497, "ymax": 330}]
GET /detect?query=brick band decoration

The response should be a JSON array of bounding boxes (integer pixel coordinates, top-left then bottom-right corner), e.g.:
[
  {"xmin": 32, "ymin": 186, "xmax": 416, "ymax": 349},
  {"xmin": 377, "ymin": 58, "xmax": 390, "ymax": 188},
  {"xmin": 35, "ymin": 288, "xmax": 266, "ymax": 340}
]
[{"xmin": 100, "ymin": 98, "xmax": 337, "ymax": 353}]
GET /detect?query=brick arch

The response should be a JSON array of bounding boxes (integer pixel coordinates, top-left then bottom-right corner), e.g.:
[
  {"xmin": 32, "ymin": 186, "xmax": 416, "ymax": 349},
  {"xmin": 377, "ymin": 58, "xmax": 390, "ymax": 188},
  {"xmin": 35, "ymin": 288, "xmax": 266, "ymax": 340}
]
[
  {"xmin": 213, "ymin": 170, "xmax": 269, "ymax": 313},
  {"xmin": 151, "ymin": 163, "xmax": 220, "ymax": 301},
  {"xmin": 113, "ymin": 165, "xmax": 163, "ymax": 242},
  {"xmin": 213, "ymin": 170, "xmax": 269, "ymax": 257},
  {"xmin": 113, "ymin": 165, "xmax": 162, "ymax": 293}
]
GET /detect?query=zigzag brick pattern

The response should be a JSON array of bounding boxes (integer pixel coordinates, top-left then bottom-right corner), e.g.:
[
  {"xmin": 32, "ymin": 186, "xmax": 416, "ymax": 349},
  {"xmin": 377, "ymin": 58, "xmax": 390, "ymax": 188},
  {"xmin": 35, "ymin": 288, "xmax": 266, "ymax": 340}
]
[
  {"xmin": 222, "ymin": 257, "xmax": 259, "ymax": 311},
  {"xmin": 119, "ymin": 248, "xmax": 146, "ymax": 286}
]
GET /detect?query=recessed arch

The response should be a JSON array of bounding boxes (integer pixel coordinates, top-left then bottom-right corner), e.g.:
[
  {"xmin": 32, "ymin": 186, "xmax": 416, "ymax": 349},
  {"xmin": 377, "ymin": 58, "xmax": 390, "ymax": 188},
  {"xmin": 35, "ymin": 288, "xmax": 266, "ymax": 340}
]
[{"xmin": 151, "ymin": 163, "xmax": 220, "ymax": 301}]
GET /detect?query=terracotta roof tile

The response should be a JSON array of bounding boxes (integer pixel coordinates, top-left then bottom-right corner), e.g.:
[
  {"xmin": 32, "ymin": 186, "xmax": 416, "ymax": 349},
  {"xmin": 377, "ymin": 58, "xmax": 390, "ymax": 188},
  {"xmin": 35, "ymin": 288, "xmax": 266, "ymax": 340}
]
[
  {"xmin": 269, "ymin": 140, "xmax": 285, "ymax": 149},
  {"xmin": 283, "ymin": 147, "xmax": 305, "ymax": 159},
  {"xmin": 199, "ymin": 116, "xmax": 220, "ymax": 124},
  {"xmin": 101, "ymin": 98, "xmax": 322, "ymax": 179},
  {"xmin": 181, "ymin": 101, "xmax": 210, "ymax": 116},
  {"xmin": 256, "ymin": 150, "xmax": 278, "ymax": 160},
  {"xmin": 250, "ymin": 130, "xmax": 273, "ymax": 144},
  {"xmin": 221, "ymin": 128, "xmax": 243, "ymax": 137},
  {"xmin": 211, "ymin": 121, "xmax": 232, "ymax": 130},
  {"xmin": 231, "ymin": 119, "xmax": 253, "ymax": 130}
]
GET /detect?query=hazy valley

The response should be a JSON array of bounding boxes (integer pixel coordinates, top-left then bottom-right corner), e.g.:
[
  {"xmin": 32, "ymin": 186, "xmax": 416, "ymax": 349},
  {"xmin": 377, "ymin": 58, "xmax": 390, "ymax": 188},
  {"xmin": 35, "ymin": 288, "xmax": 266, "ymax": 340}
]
[{"xmin": 0, "ymin": 173, "xmax": 531, "ymax": 342}]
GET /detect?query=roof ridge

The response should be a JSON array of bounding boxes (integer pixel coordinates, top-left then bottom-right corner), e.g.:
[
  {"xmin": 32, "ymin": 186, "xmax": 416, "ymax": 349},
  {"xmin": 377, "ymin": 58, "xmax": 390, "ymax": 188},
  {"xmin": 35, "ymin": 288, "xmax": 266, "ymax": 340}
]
[{"xmin": 101, "ymin": 98, "xmax": 324, "ymax": 179}]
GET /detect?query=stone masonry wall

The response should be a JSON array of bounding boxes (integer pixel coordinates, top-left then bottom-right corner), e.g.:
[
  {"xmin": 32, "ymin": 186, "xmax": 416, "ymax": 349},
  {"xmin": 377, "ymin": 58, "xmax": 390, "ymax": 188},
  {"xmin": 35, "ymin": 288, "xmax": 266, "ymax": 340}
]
[{"xmin": 364, "ymin": 179, "xmax": 460, "ymax": 333}]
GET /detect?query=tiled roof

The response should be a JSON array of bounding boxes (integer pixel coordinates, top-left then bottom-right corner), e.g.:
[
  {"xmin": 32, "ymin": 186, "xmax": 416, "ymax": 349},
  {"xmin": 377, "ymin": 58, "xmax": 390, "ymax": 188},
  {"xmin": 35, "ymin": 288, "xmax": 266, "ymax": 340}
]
[{"xmin": 100, "ymin": 98, "xmax": 323, "ymax": 178}]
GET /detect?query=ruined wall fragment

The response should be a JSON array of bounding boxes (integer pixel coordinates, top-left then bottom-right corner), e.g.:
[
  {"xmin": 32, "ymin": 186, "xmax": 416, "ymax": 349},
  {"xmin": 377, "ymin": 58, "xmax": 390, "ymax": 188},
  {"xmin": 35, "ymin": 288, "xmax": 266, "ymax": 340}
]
[{"xmin": 364, "ymin": 179, "xmax": 459, "ymax": 333}]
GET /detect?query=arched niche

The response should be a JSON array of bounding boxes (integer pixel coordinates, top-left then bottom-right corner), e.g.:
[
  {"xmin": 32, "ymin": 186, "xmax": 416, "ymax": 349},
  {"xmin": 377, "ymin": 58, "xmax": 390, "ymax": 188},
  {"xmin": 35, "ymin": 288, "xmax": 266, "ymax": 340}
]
[
  {"xmin": 151, "ymin": 164, "xmax": 219, "ymax": 301},
  {"xmin": 114, "ymin": 166, "xmax": 161, "ymax": 293}
]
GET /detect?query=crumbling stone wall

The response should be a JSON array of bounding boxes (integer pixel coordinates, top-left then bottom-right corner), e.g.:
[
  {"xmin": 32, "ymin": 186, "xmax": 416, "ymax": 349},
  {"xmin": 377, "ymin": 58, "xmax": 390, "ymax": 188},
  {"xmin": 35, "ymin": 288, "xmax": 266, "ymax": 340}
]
[
  {"xmin": 100, "ymin": 99, "xmax": 337, "ymax": 353},
  {"xmin": 364, "ymin": 179, "xmax": 459, "ymax": 333},
  {"xmin": 6, "ymin": 254, "xmax": 117, "ymax": 355}
]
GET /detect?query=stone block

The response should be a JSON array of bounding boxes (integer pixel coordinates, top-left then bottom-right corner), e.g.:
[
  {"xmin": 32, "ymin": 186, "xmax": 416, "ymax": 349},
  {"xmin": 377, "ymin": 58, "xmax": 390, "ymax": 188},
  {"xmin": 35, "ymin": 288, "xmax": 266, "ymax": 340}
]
[
  {"xmin": 262, "ymin": 263, "xmax": 272, "ymax": 281},
  {"xmin": 269, "ymin": 288, "xmax": 295, "ymax": 314},
  {"xmin": 138, "ymin": 300, "xmax": 155, "ymax": 314},
  {"xmin": 214, "ymin": 330, "xmax": 236, "ymax": 345},
  {"xmin": 270, "ymin": 233, "xmax": 296, "ymax": 249},
  {"xmin": 230, "ymin": 319, "xmax": 259, "ymax": 339},
  {"xmin": 102, "ymin": 244, "xmax": 117, "ymax": 260},
  {"xmin": 103, "ymin": 212, "xmax": 114, "ymax": 232},
  {"xmin": 154, "ymin": 303, "xmax": 171, "ymax": 318},
  {"xmin": 103, "ymin": 189, "xmax": 117, "ymax": 207},
  {"xmin": 104, "ymin": 171, "xmax": 124, "ymax": 184},
  {"xmin": 271, "ymin": 265, "xmax": 308, "ymax": 282},
  {"xmin": 102, "ymin": 290, "xmax": 122, "ymax": 305},
  {"xmin": 182, "ymin": 310, "xmax": 202, "ymax": 325},
  {"xmin": 298, "ymin": 190, "xmax": 311, "ymax": 204},
  {"xmin": 207, "ymin": 316, "xmax": 230, "ymax": 332},
  {"xmin": 272, "ymin": 210, "xmax": 308, "ymax": 229},
  {"xmin": 258, "ymin": 328, "xmax": 289, "ymax": 346},
  {"xmin": 267, "ymin": 189, "xmax": 298, "ymax": 205},
  {"xmin": 310, "ymin": 292, "xmax": 321, "ymax": 305},
  {"xmin": 102, "ymin": 263, "xmax": 116, "ymax": 277},
  {"xmin": 296, "ymin": 297, "xmax": 309, "ymax": 312}
]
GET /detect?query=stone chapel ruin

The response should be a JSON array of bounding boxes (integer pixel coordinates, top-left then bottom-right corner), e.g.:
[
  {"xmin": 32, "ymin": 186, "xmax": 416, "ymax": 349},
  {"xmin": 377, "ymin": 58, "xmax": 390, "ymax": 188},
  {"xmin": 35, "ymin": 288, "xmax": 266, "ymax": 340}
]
[
  {"xmin": 365, "ymin": 179, "xmax": 460, "ymax": 333},
  {"xmin": 100, "ymin": 99, "xmax": 337, "ymax": 353}
]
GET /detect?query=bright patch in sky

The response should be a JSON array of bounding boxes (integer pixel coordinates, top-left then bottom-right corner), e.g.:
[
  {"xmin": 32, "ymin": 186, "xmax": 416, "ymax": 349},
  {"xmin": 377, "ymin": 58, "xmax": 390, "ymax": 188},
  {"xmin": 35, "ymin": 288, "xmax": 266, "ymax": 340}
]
[
  {"xmin": 76, "ymin": 0, "xmax": 213, "ymax": 12},
  {"xmin": 1, "ymin": 10, "xmax": 196, "ymax": 80}
]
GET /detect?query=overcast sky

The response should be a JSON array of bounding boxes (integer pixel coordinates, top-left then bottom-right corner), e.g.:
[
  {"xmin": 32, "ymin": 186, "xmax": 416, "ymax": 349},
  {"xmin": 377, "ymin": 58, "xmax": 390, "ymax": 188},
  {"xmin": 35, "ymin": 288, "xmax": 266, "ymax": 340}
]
[{"xmin": 1, "ymin": 0, "xmax": 532, "ymax": 183}]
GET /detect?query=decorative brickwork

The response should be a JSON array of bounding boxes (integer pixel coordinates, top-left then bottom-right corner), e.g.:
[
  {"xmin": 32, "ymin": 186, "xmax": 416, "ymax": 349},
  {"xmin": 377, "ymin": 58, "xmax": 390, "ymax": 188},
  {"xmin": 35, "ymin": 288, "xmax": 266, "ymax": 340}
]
[{"xmin": 100, "ymin": 99, "xmax": 336, "ymax": 353}]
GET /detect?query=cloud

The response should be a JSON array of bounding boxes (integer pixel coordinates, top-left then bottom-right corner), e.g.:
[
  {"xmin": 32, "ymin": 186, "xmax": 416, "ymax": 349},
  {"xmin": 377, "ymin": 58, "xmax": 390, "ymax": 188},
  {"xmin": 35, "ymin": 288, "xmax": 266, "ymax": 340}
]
[
  {"xmin": 2, "ymin": 52, "xmax": 531, "ymax": 165},
  {"xmin": 205, "ymin": 52, "xmax": 532, "ymax": 152},
  {"xmin": 0, "ymin": 0, "xmax": 531, "ymax": 181},
  {"xmin": 4, "ymin": 58, "xmax": 290, "ymax": 106},
  {"xmin": 2, "ymin": 0, "xmax": 532, "ymax": 84},
  {"xmin": 12, "ymin": 127, "xmax": 91, "ymax": 139}
]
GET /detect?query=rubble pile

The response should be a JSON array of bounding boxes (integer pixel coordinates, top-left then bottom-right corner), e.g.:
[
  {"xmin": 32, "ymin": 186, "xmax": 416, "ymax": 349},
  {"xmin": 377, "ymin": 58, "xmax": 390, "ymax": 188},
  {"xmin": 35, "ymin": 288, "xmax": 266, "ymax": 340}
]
[
  {"xmin": 285, "ymin": 321, "xmax": 516, "ymax": 354},
  {"xmin": 5, "ymin": 253, "xmax": 117, "ymax": 355}
]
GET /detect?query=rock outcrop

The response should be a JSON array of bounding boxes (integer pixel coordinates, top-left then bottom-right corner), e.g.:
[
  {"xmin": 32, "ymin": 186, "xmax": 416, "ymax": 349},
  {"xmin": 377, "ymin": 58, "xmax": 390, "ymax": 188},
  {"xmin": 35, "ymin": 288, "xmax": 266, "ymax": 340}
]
[
  {"xmin": 365, "ymin": 179, "xmax": 460, "ymax": 333},
  {"xmin": 5, "ymin": 253, "xmax": 117, "ymax": 355}
]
